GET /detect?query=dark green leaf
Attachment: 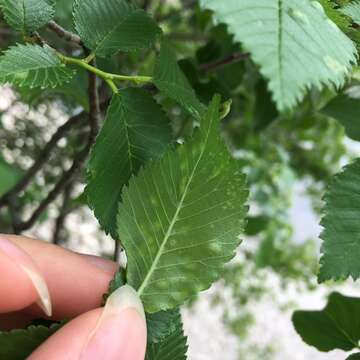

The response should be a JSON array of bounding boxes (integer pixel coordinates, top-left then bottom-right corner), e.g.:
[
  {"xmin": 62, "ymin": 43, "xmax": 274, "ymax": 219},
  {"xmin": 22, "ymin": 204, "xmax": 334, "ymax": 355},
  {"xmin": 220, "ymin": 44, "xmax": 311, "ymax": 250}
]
[
  {"xmin": 73, "ymin": 0, "xmax": 161, "ymax": 57},
  {"xmin": 293, "ymin": 292, "xmax": 360, "ymax": 352},
  {"xmin": 0, "ymin": 155, "xmax": 21, "ymax": 196},
  {"xmin": 86, "ymin": 88, "xmax": 172, "ymax": 238},
  {"xmin": 0, "ymin": 323, "xmax": 62, "ymax": 360},
  {"xmin": 154, "ymin": 40, "xmax": 206, "ymax": 120},
  {"xmin": 102, "ymin": 269, "xmax": 126, "ymax": 305},
  {"xmin": 319, "ymin": 159, "xmax": 360, "ymax": 282},
  {"xmin": 146, "ymin": 311, "xmax": 188, "ymax": 360},
  {"xmin": 147, "ymin": 308, "xmax": 180, "ymax": 344},
  {"xmin": 321, "ymin": 94, "xmax": 360, "ymax": 141},
  {"xmin": 1, "ymin": 0, "xmax": 55, "ymax": 32},
  {"xmin": 347, "ymin": 353, "xmax": 360, "ymax": 360},
  {"xmin": 0, "ymin": 44, "xmax": 75, "ymax": 89},
  {"xmin": 117, "ymin": 96, "xmax": 248, "ymax": 312}
]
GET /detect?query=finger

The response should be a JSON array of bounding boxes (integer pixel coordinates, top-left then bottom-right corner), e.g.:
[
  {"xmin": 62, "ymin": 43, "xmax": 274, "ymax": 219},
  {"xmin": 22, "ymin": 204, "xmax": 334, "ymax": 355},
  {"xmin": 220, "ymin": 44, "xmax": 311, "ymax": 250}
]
[
  {"xmin": 0, "ymin": 234, "xmax": 118, "ymax": 320},
  {"xmin": 29, "ymin": 286, "xmax": 147, "ymax": 360},
  {"xmin": 0, "ymin": 236, "xmax": 50, "ymax": 315}
]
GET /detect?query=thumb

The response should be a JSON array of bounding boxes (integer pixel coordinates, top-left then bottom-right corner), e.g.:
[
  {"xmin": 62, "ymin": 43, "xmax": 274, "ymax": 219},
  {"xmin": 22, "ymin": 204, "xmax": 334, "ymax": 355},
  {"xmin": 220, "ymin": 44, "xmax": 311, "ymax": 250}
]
[{"xmin": 28, "ymin": 285, "xmax": 147, "ymax": 360}]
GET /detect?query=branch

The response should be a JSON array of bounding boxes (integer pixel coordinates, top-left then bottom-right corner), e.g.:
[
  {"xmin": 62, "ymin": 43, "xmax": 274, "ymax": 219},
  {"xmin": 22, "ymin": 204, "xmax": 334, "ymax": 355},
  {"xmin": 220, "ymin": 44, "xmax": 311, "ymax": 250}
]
[
  {"xmin": 47, "ymin": 20, "xmax": 82, "ymax": 46},
  {"xmin": 0, "ymin": 111, "xmax": 86, "ymax": 208},
  {"xmin": 200, "ymin": 52, "xmax": 249, "ymax": 72}
]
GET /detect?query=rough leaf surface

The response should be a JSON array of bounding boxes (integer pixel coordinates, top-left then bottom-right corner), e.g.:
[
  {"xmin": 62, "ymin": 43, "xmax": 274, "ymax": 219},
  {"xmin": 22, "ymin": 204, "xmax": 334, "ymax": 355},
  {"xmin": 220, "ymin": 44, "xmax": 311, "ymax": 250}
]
[
  {"xmin": 73, "ymin": 0, "xmax": 161, "ymax": 57},
  {"xmin": 117, "ymin": 96, "xmax": 248, "ymax": 312},
  {"xmin": 86, "ymin": 88, "xmax": 171, "ymax": 238},
  {"xmin": 0, "ymin": 323, "xmax": 62, "ymax": 360},
  {"xmin": 319, "ymin": 159, "xmax": 360, "ymax": 282},
  {"xmin": 293, "ymin": 292, "xmax": 360, "ymax": 352},
  {"xmin": 145, "ymin": 311, "xmax": 188, "ymax": 360},
  {"xmin": 147, "ymin": 308, "xmax": 180, "ymax": 344},
  {"xmin": 200, "ymin": 0, "xmax": 357, "ymax": 111},
  {"xmin": 0, "ymin": 44, "xmax": 75, "ymax": 89},
  {"xmin": 154, "ymin": 40, "xmax": 206, "ymax": 120},
  {"xmin": 1, "ymin": 0, "xmax": 55, "ymax": 32}
]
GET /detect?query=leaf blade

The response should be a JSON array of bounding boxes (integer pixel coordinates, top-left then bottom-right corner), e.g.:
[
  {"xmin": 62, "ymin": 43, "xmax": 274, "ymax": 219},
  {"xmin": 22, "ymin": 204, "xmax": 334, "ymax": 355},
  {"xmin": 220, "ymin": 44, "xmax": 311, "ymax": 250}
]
[
  {"xmin": 118, "ymin": 95, "xmax": 248, "ymax": 312},
  {"xmin": 86, "ymin": 88, "xmax": 172, "ymax": 238},
  {"xmin": 200, "ymin": 0, "xmax": 357, "ymax": 111}
]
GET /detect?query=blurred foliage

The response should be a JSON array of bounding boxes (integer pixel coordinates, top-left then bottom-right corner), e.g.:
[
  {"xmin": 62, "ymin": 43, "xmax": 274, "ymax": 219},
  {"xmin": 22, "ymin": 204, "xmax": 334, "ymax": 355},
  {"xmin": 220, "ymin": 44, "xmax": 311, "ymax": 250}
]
[{"xmin": 0, "ymin": 0, "xmax": 356, "ymax": 358}]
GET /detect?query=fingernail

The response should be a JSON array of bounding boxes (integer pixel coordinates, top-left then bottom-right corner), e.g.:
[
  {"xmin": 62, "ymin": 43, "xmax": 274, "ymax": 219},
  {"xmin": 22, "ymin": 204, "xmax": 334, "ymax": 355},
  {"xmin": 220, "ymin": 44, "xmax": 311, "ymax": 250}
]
[
  {"xmin": 0, "ymin": 235, "xmax": 52, "ymax": 317},
  {"xmin": 80, "ymin": 285, "xmax": 147, "ymax": 360}
]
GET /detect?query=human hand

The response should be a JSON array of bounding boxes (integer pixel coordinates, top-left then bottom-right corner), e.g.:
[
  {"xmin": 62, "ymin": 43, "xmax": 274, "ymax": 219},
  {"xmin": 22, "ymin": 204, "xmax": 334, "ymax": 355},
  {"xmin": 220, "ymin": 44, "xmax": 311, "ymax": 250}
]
[{"xmin": 0, "ymin": 234, "xmax": 147, "ymax": 360}]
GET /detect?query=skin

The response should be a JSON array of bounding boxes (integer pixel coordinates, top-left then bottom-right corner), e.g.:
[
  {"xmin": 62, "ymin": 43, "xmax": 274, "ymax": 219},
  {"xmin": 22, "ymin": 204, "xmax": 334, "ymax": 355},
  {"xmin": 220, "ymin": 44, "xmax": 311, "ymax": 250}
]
[{"xmin": 0, "ymin": 234, "xmax": 147, "ymax": 360}]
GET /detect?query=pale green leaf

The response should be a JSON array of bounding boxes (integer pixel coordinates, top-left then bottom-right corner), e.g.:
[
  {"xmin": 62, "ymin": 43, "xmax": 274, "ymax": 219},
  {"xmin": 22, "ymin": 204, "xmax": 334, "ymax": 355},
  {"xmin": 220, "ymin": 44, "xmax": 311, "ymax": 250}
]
[
  {"xmin": 319, "ymin": 159, "xmax": 360, "ymax": 282},
  {"xmin": 86, "ymin": 88, "xmax": 171, "ymax": 238},
  {"xmin": 147, "ymin": 308, "xmax": 180, "ymax": 344},
  {"xmin": 73, "ymin": 0, "xmax": 161, "ymax": 57},
  {"xmin": 146, "ymin": 311, "xmax": 188, "ymax": 360},
  {"xmin": 200, "ymin": 0, "xmax": 357, "ymax": 111},
  {"xmin": 1, "ymin": 0, "xmax": 55, "ymax": 32},
  {"xmin": 117, "ymin": 95, "xmax": 248, "ymax": 312},
  {"xmin": 321, "ymin": 94, "xmax": 360, "ymax": 141},
  {"xmin": 293, "ymin": 292, "xmax": 360, "ymax": 352},
  {"xmin": 154, "ymin": 40, "xmax": 206, "ymax": 120},
  {"xmin": 0, "ymin": 44, "xmax": 75, "ymax": 89},
  {"xmin": 341, "ymin": 0, "xmax": 360, "ymax": 25},
  {"xmin": 0, "ymin": 323, "xmax": 62, "ymax": 360}
]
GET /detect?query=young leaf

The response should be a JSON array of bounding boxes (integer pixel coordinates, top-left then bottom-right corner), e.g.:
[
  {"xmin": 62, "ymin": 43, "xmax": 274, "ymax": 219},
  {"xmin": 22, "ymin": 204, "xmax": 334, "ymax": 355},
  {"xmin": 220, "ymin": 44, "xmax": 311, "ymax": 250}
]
[
  {"xmin": 200, "ymin": 0, "xmax": 357, "ymax": 111},
  {"xmin": 86, "ymin": 88, "xmax": 172, "ymax": 238},
  {"xmin": 117, "ymin": 95, "xmax": 248, "ymax": 312},
  {"xmin": 321, "ymin": 94, "xmax": 360, "ymax": 141},
  {"xmin": 73, "ymin": 0, "xmax": 161, "ymax": 57},
  {"xmin": 146, "ymin": 311, "xmax": 188, "ymax": 360},
  {"xmin": 0, "ymin": 323, "xmax": 62, "ymax": 360},
  {"xmin": 154, "ymin": 40, "xmax": 206, "ymax": 120},
  {"xmin": 319, "ymin": 159, "xmax": 360, "ymax": 282},
  {"xmin": 292, "ymin": 292, "xmax": 360, "ymax": 352},
  {"xmin": 1, "ymin": 0, "xmax": 55, "ymax": 33},
  {"xmin": 0, "ymin": 44, "xmax": 75, "ymax": 89},
  {"xmin": 341, "ymin": 0, "xmax": 360, "ymax": 25}
]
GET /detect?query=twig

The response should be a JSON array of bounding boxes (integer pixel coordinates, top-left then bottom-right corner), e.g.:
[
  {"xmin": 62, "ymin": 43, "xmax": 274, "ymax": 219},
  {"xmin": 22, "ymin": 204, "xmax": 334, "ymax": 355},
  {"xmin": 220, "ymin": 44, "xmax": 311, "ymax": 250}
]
[
  {"xmin": 52, "ymin": 182, "xmax": 73, "ymax": 244},
  {"xmin": 47, "ymin": 20, "xmax": 82, "ymax": 46},
  {"xmin": 0, "ymin": 111, "xmax": 86, "ymax": 208},
  {"xmin": 200, "ymin": 52, "xmax": 249, "ymax": 72}
]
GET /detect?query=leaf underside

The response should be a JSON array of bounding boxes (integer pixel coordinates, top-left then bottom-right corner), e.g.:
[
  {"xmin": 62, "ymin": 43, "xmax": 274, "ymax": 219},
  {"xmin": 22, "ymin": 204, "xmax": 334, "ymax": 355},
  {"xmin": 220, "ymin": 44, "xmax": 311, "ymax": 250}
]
[
  {"xmin": 200, "ymin": 0, "xmax": 357, "ymax": 111},
  {"xmin": 118, "ymin": 95, "xmax": 248, "ymax": 313},
  {"xmin": 145, "ymin": 311, "xmax": 188, "ymax": 360},
  {"xmin": 293, "ymin": 292, "xmax": 360, "ymax": 352},
  {"xmin": 319, "ymin": 159, "xmax": 360, "ymax": 282},
  {"xmin": 0, "ymin": 323, "xmax": 62, "ymax": 360},
  {"xmin": 154, "ymin": 40, "xmax": 206, "ymax": 120},
  {"xmin": 73, "ymin": 0, "xmax": 161, "ymax": 57},
  {"xmin": 0, "ymin": 44, "xmax": 76, "ymax": 89},
  {"xmin": 1, "ymin": 0, "xmax": 55, "ymax": 32},
  {"xmin": 86, "ymin": 88, "xmax": 172, "ymax": 238}
]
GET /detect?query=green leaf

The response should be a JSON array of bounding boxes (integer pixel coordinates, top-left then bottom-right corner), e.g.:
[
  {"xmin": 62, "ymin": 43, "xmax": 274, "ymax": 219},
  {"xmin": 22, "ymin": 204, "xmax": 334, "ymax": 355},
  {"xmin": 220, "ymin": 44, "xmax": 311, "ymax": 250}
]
[
  {"xmin": 319, "ymin": 159, "xmax": 360, "ymax": 282},
  {"xmin": 147, "ymin": 308, "xmax": 180, "ymax": 344},
  {"xmin": 117, "ymin": 95, "xmax": 248, "ymax": 312},
  {"xmin": 341, "ymin": 0, "xmax": 360, "ymax": 25},
  {"xmin": 1, "ymin": 0, "xmax": 55, "ymax": 32},
  {"xmin": 0, "ymin": 323, "xmax": 62, "ymax": 360},
  {"xmin": 347, "ymin": 354, "xmax": 360, "ymax": 360},
  {"xmin": 154, "ymin": 40, "xmax": 206, "ymax": 120},
  {"xmin": 292, "ymin": 292, "xmax": 360, "ymax": 352},
  {"xmin": 321, "ymin": 94, "xmax": 360, "ymax": 141},
  {"xmin": 86, "ymin": 88, "xmax": 172, "ymax": 238},
  {"xmin": 200, "ymin": 0, "xmax": 357, "ymax": 111},
  {"xmin": 73, "ymin": 0, "xmax": 161, "ymax": 57},
  {"xmin": 101, "ymin": 269, "xmax": 126, "ymax": 305},
  {"xmin": 0, "ymin": 44, "xmax": 75, "ymax": 89},
  {"xmin": 146, "ymin": 311, "xmax": 188, "ymax": 360}
]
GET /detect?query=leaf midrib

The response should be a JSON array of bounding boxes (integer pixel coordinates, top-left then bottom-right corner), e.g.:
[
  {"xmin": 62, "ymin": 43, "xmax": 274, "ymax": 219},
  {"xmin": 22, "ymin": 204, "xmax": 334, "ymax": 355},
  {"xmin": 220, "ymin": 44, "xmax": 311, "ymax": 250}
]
[{"xmin": 137, "ymin": 116, "xmax": 213, "ymax": 296}]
